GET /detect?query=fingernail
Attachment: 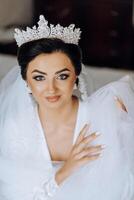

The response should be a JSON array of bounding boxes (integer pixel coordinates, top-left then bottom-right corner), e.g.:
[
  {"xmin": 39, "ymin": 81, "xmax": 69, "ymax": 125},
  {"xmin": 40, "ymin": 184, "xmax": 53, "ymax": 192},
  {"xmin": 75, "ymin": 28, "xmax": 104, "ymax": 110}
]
[
  {"xmin": 95, "ymin": 131, "xmax": 101, "ymax": 136},
  {"xmin": 101, "ymin": 144, "xmax": 106, "ymax": 149},
  {"xmin": 86, "ymin": 124, "xmax": 90, "ymax": 129},
  {"xmin": 99, "ymin": 153, "xmax": 103, "ymax": 157},
  {"xmin": 114, "ymin": 96, "xmax": 118, "ymax": 100},
  {"xmin": 84, "ymin": 124, "xmax": 90, "ymax": 133}
]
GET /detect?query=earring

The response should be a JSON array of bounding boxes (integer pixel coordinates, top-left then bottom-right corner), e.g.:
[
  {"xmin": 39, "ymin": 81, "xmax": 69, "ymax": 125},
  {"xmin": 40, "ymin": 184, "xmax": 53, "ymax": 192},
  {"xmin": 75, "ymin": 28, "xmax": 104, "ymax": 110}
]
[
  {"xmin": 73, "ymin": 83, "xmax": 77, "ymax": 90},
  {"xmin": 73, "ymin": 77, "xmax": 79, "ymax": 90},
  {"xmin": 78, "ymin": 76, "xmax": 88, "ymax": 101},
  {"xmin": 27, "ymin": 85, "xmax": 32, "ymax": 94}
]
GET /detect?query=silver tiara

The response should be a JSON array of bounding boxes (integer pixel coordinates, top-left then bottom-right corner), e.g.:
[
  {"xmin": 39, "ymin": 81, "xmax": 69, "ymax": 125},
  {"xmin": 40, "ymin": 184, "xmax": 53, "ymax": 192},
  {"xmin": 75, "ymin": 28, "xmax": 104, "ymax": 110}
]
[{"xmin": 14, "ymin": 15, "xmax": 81, "ymax": 47}]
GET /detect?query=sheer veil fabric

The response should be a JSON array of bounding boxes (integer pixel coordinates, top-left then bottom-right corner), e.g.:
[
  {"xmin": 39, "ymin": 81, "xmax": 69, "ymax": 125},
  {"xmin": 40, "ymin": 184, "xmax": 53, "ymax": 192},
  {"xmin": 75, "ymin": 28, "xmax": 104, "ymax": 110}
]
[{"xmin": 0, "ymin": 66, "xmax": 134, "ymax": 200}]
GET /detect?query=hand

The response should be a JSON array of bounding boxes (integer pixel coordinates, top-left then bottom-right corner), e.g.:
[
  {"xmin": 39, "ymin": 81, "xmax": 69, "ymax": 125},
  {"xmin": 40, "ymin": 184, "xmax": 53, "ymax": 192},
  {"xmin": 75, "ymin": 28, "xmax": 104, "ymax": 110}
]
[
  {"xmin": 114, "ymin": 96, "xmax": 128, "ymax": 113},
  {"xmin": 55, "ymin": 124, "xmax": 104, "ymax": 185}
]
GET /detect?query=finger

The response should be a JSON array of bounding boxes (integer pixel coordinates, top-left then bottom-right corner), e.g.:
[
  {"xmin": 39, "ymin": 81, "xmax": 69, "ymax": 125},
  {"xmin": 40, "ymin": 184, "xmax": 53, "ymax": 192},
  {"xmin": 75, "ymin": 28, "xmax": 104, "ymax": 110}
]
[
  {"xmin": 88, "ymin": 145, "xmax": 105, "ymax": 154},
  {"xmin": 114, "ymin": 96, "xmax": 128, "ymax": 113},
  {"xmin": 74, "ymin": 132, "xmax": 101, "ymax": 154},
  {"xmin": 77, "ymin": 131, "xmax": 101, "ymax": 148},
  {"xmin": 80, "ymin": 132, "xmax": 101, "ymax": 145},
  {"xmin": 80, "ymin": 153, "xmax": 101, "ymax": 164},
  {"xmin": 75, "ymin": 124, "xmax": 90, "ymax": 145},
  {"xmin": 75, "ymin": 145, "xmax": 104, "ymax": 160}
]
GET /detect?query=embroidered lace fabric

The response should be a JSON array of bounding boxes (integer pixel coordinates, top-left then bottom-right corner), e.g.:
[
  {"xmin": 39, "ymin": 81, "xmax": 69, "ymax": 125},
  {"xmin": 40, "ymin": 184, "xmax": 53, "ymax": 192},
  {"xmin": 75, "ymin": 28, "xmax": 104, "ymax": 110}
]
[{"xmin": 33, "ymin": 174, "xmax": 59, "ymax": 200}]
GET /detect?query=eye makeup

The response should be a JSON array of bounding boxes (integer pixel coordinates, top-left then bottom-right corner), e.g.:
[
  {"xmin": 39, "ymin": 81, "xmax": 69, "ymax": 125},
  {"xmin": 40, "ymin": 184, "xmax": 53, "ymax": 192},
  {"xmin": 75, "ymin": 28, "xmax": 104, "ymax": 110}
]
[
  {"xmin": 33, "ymin": 75, "xmax": 45, "ymax": 81},
  {"xmin": 56, "ymin": 73, "xmax": 70, "ymax": 80},
  {"xmin": 32, "ymin": 73, "xmax": 70, "ymax": 81}
]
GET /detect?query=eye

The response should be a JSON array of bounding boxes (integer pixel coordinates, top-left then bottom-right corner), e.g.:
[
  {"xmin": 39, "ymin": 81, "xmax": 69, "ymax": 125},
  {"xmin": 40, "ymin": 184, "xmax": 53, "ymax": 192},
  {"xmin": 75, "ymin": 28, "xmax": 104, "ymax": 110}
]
[
  {"xmin": 33, "ymin": 75, "xmax": 45, "ymax": 81},
  {"xmin": 57, "ymin": 74, "xmax": 69, "ymax": 80}
]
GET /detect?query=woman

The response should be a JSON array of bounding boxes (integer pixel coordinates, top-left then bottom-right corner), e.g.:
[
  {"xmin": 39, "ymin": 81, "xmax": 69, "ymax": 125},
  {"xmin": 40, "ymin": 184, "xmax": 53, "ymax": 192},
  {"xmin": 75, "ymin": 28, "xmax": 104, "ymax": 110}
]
[{"xmin": 0, "ymin": 15, "xmax": 134, "ymax": 200}]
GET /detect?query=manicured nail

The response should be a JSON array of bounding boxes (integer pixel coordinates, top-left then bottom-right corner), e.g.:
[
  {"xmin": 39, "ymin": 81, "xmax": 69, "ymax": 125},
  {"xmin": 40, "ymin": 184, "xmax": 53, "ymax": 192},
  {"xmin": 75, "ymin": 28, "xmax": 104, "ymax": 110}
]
[
  {"xmin": 85, "ymin": 124, "xmax": 90, "ymax": 132},
  {"xmin": 101, "ymin": 144, "xmax": 106, "ymax": 149},
  {"xmin": 95, "ymin": 131, "xmax": 101, "ymax": 136},
  {"xmin": 86, "ymin": 124, "xmax": 90, "ymax": 128},
  {"xmin": 82, "ymin": 124, "xmax": 90, "ymax": 136},
  {"xmin": 114, "ymin": 96, "xmax": 118, "ymax": 100},
  {"xmin": 99, "ymin": 153, "xmax": 103, "ymax": 157}
]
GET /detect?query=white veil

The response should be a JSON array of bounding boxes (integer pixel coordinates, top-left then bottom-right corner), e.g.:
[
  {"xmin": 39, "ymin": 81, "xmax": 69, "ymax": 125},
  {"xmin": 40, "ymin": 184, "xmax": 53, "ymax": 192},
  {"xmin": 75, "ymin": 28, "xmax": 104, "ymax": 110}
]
[{"xmin": 0, "ymin": 66, "xmax": 54, "ymax": 199}]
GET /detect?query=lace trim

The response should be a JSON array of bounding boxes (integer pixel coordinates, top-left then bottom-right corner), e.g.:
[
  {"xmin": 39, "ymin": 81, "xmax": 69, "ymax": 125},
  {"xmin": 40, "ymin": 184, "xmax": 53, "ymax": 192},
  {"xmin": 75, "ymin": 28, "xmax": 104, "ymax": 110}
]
[
  {"xmin": 33, "ymin": 174, "xmax": 59, "ymax": 200},
  {"xmin": 43, "ymin": 175, "xmax": 59, "ymax": 197}
]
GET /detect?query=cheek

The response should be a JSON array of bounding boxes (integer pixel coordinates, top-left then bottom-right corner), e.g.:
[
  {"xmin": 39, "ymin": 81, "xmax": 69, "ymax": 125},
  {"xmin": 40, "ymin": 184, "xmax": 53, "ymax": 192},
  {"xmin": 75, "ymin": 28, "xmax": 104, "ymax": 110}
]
[
  {"xmin": 28, "ymin": 81, "xmax": 45, "ymax": 97},
  {"xmin": 61, "ymin": 79, "xmax": 75, "ymax": 93},
  {"xmin": 30, "ymin": 84, "xmax": 45, "ymax": 103},
  {"xmin": 32, "ymin": 85, "xmax": 45, "ymax": 96}
]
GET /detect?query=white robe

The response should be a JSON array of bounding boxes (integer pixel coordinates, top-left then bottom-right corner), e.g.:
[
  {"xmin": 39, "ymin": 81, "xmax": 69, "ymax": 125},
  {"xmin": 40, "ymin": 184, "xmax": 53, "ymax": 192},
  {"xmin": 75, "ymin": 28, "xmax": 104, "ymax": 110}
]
[{"xmin": 0, "ymin": 67, "xmax": 134, "ymax": 200}]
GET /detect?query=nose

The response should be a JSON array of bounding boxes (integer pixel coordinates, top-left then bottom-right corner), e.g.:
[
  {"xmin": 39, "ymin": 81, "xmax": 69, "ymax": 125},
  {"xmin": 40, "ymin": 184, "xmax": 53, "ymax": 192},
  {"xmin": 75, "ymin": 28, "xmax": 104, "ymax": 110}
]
[{"xmin": 46, "ymin": 79, "xmax": 57, "ymax": 94}]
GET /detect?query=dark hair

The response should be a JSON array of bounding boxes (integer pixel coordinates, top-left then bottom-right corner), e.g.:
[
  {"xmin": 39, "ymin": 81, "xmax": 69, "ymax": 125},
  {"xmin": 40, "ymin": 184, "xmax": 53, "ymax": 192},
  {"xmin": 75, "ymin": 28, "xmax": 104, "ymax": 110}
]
[{"xmin": 17, "ymin": 38, "xmax": 82, "ymax": 83}]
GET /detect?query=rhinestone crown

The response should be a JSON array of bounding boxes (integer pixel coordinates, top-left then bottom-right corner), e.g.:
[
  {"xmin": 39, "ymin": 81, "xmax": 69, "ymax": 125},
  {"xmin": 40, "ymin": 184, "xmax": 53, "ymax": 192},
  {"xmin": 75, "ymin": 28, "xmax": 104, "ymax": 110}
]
[{"xmin": 14, "ymin": 15, "xmax": 81, "ymax": 47}]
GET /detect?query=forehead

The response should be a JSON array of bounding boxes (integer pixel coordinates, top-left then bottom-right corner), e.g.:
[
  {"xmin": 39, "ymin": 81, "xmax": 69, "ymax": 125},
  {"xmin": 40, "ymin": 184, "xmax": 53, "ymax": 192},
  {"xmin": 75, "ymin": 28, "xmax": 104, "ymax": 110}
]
[{"xmin": 27, "ymin": 52, "xmax": 75, "ymax": 73}]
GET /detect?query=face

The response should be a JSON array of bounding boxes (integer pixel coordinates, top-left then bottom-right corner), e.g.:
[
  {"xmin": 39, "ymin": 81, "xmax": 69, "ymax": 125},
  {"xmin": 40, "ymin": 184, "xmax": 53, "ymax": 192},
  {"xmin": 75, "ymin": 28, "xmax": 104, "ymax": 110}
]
[{"xmin": 26, "ymin": 52, "xmax": 77, "ymax": 108}]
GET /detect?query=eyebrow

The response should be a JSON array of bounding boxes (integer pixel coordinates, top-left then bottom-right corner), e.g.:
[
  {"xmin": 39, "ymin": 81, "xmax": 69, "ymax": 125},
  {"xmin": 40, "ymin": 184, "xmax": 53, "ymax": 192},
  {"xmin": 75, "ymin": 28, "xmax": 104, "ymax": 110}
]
[{"xmin": 32, "ymin": 68, "xmax": 70, "ymax": 75}]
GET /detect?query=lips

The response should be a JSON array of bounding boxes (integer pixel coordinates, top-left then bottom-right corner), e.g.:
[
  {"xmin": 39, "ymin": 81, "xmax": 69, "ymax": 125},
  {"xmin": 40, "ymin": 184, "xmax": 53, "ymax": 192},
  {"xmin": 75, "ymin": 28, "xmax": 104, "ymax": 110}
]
[{"xmin": 46, "ymin": 95, "xmax": 60, "ymax": 102}]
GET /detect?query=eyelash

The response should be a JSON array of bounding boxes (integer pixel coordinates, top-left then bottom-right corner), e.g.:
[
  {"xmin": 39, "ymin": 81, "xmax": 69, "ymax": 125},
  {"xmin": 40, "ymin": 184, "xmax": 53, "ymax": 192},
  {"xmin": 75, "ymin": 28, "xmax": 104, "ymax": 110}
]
[
  {"xmin": 33, "ymin": 75, "xmax": 45, "ymax": 81},
  {"xmin": 33, "ymin": 74, "xmax": 70, "ymax": 81},
  {"xmin": 57, "ymin": 74, "xmax": 69, "ymax": 80}
]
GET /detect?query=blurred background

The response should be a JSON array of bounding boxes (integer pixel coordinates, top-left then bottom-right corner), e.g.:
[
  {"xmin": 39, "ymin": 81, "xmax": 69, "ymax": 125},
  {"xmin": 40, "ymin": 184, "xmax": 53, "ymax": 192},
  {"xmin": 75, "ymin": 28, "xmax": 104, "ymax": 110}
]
[{"xmin": 0, "ymin": 0, "xmax": 134, "ymax": 89}]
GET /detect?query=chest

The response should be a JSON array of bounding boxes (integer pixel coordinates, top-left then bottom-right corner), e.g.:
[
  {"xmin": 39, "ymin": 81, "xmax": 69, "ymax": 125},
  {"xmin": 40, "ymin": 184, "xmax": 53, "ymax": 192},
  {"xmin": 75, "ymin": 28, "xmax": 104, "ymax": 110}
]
[{"xmin": 43, "ymin": 125, "xmax": 75, "ymax": 161}]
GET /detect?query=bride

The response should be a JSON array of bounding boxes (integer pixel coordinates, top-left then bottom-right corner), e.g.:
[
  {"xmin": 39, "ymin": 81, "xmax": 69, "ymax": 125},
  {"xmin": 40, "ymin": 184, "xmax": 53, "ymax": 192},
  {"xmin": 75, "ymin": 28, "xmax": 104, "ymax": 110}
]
[{"xmin": 0, "ymin": 15, "xmax": 134, "ymax": 200}]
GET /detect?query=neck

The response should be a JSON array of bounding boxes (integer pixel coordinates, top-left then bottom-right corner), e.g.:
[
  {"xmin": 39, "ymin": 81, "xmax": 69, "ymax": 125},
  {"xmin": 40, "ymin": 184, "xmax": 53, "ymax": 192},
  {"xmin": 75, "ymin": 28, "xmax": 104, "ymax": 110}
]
[{"xmin": 38, "ymin": 96, "xmax": 78, "ymax": 124}]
